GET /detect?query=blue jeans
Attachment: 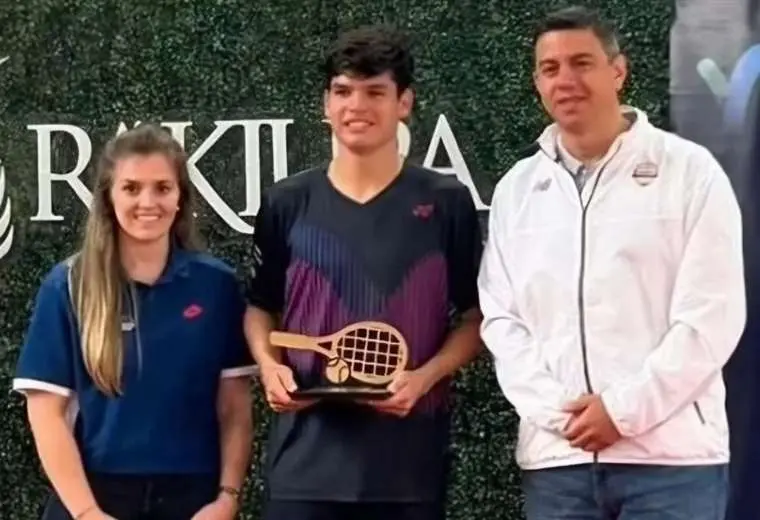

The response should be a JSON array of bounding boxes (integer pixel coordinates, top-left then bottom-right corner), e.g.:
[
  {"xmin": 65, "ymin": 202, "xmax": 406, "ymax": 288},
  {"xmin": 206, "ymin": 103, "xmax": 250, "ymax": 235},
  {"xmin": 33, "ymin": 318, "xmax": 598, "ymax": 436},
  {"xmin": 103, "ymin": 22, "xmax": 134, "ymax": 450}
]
[{"xmin": 523, "ymin": 463, "xmax": 728, "ymax": 520}]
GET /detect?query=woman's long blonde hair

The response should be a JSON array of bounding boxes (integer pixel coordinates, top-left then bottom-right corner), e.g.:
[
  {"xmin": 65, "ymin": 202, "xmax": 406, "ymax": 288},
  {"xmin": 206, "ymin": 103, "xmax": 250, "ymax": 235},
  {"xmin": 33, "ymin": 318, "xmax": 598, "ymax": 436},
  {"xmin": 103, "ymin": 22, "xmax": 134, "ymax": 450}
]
[{"xmin": 70, "ymin": 124, "xmax": 200, "ymax": 396}]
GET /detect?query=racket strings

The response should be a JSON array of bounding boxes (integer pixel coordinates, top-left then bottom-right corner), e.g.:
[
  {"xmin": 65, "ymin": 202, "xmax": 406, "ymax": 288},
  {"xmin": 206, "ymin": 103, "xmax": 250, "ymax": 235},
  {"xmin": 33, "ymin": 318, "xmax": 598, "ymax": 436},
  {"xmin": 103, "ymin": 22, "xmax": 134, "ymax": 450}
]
[{"xmin": 336, "ymin": 326, "xmax": 403, "ymax": 378}]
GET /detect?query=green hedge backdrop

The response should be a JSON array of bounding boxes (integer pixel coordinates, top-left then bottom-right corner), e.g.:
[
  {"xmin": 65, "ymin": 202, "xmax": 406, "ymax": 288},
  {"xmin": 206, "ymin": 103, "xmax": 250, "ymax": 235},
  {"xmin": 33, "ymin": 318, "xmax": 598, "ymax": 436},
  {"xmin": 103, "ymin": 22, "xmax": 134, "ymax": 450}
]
[{"xmin": 0, "ymin": 1, "xmax": 673, "ymax": 518}]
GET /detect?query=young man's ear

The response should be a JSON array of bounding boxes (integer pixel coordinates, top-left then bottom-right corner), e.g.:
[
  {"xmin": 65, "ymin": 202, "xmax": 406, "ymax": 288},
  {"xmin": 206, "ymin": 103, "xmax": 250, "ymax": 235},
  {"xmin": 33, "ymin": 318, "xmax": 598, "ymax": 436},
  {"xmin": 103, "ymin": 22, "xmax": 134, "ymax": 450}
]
[{"xmin": 398, "ymin": 88, "xmax": 414, "ymax": 120}]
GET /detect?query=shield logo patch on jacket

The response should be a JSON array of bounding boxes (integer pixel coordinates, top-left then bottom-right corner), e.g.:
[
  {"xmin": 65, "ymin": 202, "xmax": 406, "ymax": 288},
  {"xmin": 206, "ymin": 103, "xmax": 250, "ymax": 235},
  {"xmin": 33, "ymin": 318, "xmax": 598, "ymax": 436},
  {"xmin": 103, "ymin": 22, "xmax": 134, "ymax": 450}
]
[{"xmin": 632, "ymin": 162, "xmax": 658, "ymax": 186}]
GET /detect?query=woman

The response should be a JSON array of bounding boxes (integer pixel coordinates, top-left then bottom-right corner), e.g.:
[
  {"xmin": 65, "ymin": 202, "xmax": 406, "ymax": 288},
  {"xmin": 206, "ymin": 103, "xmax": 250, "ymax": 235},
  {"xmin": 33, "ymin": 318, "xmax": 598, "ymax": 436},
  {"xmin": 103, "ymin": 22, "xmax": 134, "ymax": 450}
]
[{"xmin": 12, "ymin": 124, "xmax": 255, "ymax": 519}]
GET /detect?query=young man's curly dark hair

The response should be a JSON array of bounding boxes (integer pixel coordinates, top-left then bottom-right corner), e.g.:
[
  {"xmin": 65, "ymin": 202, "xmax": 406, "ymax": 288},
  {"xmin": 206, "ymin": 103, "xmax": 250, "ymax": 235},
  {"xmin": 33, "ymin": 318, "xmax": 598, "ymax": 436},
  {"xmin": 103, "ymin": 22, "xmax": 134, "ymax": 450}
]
[{"xmin": 321, "ymin": 25, "xmax": 415, "ymax": 95}]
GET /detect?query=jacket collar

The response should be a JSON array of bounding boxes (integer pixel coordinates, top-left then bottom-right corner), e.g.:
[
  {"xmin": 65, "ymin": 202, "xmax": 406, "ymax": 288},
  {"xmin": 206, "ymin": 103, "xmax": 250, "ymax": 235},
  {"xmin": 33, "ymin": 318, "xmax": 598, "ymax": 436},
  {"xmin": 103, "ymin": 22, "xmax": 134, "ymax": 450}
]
[{"xmin": 534, "ymin": 105, "xmax": 652, "ymax": 162}]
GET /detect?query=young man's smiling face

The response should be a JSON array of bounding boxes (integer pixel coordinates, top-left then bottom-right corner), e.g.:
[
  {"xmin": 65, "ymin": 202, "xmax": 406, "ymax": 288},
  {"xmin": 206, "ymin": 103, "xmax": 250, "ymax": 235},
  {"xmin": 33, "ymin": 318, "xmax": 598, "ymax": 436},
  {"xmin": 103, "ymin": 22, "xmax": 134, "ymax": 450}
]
[{"xmin": 324, "ymin": 71, "xmax": 413, "ymax": 154}]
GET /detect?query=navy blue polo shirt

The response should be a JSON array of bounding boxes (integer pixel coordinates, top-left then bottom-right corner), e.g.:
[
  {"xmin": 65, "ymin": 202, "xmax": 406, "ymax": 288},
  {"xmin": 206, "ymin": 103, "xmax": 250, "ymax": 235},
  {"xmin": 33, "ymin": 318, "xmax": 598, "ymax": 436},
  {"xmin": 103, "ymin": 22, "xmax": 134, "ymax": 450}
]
[{"xmin": 12, "ymin": 247, "xmax": 255, "ymax": 475}]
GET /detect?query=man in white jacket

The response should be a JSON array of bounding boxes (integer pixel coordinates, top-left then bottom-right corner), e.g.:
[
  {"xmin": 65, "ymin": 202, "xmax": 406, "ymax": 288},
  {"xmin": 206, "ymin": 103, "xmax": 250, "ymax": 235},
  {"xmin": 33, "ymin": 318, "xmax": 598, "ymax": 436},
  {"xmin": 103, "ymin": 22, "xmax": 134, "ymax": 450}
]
[{"xmin": 478, "ymin": 5, "xmax": 747, "ymax": 519}]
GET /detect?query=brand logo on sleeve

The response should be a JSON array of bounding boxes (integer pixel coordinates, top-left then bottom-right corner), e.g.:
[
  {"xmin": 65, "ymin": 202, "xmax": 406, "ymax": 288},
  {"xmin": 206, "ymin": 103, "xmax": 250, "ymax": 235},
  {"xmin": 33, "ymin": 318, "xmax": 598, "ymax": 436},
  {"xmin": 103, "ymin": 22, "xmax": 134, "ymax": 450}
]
[{"xmin": 533, "ymin": 178, "xmax": 552, "ymax": 192}]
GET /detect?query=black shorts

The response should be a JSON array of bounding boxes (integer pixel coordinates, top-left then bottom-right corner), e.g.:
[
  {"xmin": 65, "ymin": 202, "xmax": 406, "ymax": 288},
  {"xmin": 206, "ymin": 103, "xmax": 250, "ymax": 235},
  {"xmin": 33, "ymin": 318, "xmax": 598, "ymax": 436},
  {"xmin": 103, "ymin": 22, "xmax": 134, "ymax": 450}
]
[
  {"xmin": 39, "ymin": 473, "xmax": 218, "ymax": 520},
  {"xmin": 262, "ymin": 499, "xmax": 446, "ymax": 520}
]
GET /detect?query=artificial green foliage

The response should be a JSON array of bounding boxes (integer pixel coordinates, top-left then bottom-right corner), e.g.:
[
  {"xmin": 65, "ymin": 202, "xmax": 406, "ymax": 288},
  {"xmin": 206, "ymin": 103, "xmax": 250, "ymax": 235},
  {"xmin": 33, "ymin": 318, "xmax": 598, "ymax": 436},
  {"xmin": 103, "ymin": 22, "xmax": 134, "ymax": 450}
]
[{"xmin": 0, "ymin": 1, "xmax": 673, "ymax": 518}]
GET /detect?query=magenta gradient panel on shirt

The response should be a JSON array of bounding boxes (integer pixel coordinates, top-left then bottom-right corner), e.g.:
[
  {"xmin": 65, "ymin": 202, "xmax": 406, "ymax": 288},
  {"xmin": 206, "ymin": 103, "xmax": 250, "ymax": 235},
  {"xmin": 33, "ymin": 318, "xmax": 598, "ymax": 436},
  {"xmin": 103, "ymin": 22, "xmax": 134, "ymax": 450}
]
[{"xmin": 281, "ymin": 223, "xmax": 453, "ymax": 412}]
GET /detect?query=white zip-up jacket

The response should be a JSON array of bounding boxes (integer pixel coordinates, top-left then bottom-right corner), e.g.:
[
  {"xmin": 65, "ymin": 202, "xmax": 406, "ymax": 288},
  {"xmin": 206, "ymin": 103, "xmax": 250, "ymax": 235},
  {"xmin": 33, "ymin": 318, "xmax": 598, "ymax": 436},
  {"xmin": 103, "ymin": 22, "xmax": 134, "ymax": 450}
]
[{"xmin": 478, "ymin": 107, "xmax": 746, "ymax": 470}]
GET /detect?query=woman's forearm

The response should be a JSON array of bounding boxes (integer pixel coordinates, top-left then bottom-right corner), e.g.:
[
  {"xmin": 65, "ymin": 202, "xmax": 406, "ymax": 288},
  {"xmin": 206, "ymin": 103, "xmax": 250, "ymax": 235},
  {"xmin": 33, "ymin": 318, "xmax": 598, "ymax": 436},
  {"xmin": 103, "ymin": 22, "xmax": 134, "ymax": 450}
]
[
  {"xmin": 219, "ymin": 413, "xmax": 253, "ymax": 491},
  {"xmin": 217, "ymin": 379, "xmax": 254, "ymax": 500},
  {"xmin": 27, "ymin": 396, "xmax": 99, "ymax": 518}
]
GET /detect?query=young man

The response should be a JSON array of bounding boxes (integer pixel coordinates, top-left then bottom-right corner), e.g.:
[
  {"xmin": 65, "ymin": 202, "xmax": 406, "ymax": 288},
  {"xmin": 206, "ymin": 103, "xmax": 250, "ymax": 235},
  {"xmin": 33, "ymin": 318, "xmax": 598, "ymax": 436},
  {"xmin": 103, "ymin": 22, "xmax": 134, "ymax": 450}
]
[
  {"xmin": 478, "ymin": 6, "xmax": 746, "ymax": 520},
  {"xmin": 244, "ymin": 25, "xmax": 483, "ymax": 520}
]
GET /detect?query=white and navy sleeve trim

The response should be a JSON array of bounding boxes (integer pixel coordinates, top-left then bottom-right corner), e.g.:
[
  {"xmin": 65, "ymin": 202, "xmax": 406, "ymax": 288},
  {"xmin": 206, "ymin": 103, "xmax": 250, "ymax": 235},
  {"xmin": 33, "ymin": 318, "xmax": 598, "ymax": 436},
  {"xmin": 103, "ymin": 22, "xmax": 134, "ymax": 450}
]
[
  {"xmin": 12, "ymin": 378, "xmax": 73, "ymax": 397},
  {"xmin": 220, "ymin": 365, "xmax": 258, "ymax": 379},
  {"xmin": 12, "ymin": 264, "xmax": 78, "ymax": 397}
]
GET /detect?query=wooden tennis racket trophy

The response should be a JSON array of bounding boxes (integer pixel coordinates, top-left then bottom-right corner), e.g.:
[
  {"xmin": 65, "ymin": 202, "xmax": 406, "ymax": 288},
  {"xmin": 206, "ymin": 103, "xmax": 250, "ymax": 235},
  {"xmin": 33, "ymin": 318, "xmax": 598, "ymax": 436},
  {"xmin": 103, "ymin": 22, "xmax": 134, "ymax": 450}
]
[{"xmin": 269, "ymin": 321, "xmax": 409, "ymax": 401}]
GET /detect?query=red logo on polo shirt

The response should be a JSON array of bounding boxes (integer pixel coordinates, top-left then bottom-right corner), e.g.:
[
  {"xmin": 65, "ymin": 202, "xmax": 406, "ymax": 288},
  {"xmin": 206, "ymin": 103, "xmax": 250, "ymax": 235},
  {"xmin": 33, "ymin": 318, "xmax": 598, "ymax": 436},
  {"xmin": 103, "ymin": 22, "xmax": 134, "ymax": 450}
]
[{"xmin": 183, "ymin": 304, "xmax": 203, "ymax": 320}]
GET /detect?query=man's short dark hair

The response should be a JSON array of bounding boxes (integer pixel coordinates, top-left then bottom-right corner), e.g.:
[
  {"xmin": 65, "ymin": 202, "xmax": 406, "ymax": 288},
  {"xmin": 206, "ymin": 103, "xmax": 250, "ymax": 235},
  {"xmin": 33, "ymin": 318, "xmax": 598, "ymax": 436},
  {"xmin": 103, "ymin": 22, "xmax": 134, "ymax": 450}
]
[
  {"xmin": 322, "ymin": 25, "xmax": 414, "ymax": 94},
  {"xmin": 533, "ymin": 5, "xmax": 621, "ymax": 58}
]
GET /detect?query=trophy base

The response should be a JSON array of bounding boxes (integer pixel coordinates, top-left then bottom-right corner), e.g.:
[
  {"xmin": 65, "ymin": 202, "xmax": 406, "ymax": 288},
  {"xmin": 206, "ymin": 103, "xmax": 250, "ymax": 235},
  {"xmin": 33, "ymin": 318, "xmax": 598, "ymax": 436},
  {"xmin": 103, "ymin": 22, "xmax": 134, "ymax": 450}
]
[{"xmin": 290, "ymin": 386, "xmax": 391, "ymax": 401}]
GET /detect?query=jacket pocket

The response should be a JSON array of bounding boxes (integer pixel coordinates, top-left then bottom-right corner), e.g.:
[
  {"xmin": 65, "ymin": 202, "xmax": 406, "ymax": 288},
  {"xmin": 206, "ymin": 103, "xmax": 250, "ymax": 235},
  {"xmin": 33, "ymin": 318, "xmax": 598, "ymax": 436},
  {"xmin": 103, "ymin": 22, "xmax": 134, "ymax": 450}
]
[{"xmin": 693, "ymin": 401, "xmax": 706, "ymax": 425}]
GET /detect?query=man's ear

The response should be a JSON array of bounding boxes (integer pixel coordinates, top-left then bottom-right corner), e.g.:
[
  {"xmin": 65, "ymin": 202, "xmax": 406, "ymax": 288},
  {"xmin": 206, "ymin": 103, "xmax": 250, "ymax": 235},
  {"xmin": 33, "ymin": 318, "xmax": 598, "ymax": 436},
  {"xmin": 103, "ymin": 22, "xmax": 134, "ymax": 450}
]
[
  {"xmin": 398, "ymin": 88, "xmax": 414, "ymax": 120},
  {"xmin": 612, "ymin": 54, "xmax": 628, "ymax": 92}
]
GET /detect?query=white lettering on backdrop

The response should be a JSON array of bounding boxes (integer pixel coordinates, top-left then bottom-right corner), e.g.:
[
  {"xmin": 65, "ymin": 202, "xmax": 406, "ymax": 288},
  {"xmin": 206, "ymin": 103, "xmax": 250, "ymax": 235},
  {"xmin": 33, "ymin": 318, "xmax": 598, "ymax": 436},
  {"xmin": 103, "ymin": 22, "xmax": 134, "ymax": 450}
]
[{"xmin": 1, "ymin": 115, "xmax": 487, "ymax": 260}]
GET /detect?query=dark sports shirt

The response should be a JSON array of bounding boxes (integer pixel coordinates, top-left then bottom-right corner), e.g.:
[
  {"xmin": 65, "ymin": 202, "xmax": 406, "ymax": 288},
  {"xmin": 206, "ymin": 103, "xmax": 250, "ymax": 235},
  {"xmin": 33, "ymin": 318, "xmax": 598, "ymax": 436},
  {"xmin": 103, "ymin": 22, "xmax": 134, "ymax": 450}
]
[{"xmin": 246, "ymin": 163, "xmax": 482, "ymax": 502}]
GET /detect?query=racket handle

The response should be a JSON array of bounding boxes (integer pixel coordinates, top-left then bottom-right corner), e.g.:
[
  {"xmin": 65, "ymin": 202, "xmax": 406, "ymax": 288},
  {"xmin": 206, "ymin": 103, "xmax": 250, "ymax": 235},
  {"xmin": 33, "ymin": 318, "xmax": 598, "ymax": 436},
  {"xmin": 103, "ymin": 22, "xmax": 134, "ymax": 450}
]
[{"xmin": 269, "ymin": 331, "xmax": 331, "ymax": 357}]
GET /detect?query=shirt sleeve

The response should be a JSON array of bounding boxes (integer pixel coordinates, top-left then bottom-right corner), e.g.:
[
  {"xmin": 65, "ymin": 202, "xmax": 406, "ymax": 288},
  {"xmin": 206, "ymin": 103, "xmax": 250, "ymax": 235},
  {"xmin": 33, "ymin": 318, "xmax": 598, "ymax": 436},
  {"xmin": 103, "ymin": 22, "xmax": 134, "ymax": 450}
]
[
  {"xmin": 221, "ymin": 272, "xmax": 258, "ymax": 379},
  {"xmin": 478, "ymin": 178, "xmax": 576, "ymax": 434},
  {"xmin": 244, "ymin": 189, "xmax": 289, "ymax": 315},
  {"xmin": 12, "ymin": 266, "xmax": 77, "ymax": 397},
  {"xmin": 446, "ymin": 183, "xmax": 484, "ymax": 316}
]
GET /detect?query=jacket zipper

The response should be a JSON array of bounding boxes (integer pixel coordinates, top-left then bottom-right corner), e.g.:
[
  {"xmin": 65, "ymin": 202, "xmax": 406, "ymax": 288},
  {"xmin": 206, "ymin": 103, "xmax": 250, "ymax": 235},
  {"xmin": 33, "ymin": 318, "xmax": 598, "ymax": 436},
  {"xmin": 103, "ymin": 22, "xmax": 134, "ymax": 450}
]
[
  {"xmin": 574, "ymin": 165, "xmax": 608, "ymax": 395},
  {"xmin": 539, "ymin": 146, "xmax": 618, "ymax": 395},
  {"xmin": 571, "ymin": 162, "xmax": 610, "ymax": 463},
  {"xmin": 538, "ymin": 144, "xmax": 623, "ymax": 461}
]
